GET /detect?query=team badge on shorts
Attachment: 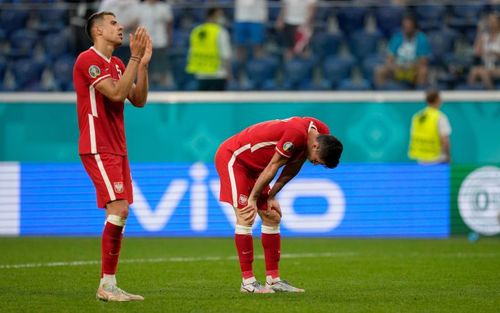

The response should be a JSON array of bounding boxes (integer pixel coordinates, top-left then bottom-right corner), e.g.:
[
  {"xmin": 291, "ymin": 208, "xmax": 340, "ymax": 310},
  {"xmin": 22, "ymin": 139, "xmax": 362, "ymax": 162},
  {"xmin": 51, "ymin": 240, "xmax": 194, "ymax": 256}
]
[
  {"xmin": 88, "ymin": 65, "xmax": 101, "ymax": 78},
  {"xmin": 238, "ymin": 194, "xmax": 248, "ymax": 206},
  {"xmin": 114, "ymin": 182, "xmax": 124, "ymax": 193},
  {"xmin": 283, "ymin": 141, "xmax": 294, "ymax": 152}
]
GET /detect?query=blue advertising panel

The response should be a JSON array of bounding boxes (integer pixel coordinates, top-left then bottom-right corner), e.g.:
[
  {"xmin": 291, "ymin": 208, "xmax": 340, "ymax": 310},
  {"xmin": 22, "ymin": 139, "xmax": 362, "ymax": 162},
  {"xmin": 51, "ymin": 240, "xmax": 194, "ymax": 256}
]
[{"xmin": 19, "ymin": 163, "xmax": 450, "ymax": 237}]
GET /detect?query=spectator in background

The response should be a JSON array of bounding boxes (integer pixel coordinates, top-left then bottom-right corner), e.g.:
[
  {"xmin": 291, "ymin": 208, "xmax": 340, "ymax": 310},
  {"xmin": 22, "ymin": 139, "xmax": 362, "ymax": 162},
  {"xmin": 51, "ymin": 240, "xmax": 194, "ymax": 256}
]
[
  {"xmin": 138, "ymin": 0, "xmax": 174, "ymax": 87},
  {"xmin": 374, "ymin": 14, "xmax": 430, "ymax": 89},
  {"xmin": 467, "ymin": 12, "xmax": 500, "ymax": 89},
  {"xmin": 276, "ymin": 0, "xmax": 316, "ymax": 60},
  {"xmin": 99, "ymin": 0, "xmax": 139, "ymax": 61},
  {"xmin": 186, "ymin": 7, "xmax": 231, "ymax": 91},
  {"xmin": 408, "ymin": 90, "xmax": 451, "ymax": 164},
  {"xmin": 234, "ymin": 0, "xmax": 268, "ymax": 62}
]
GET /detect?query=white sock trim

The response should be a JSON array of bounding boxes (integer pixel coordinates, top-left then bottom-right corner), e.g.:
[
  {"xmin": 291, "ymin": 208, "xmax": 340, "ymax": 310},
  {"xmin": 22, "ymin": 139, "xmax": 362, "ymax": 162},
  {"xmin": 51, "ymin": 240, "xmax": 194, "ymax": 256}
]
[
  {"xmin": 107, "ymin": 214, "xmax": 126, "ymax": 227},
  {"xmin": 243, "ymin": 276, "xmax": 256, "ymax": 285},
  {"xmin": 100, "ymin": 274, "xmax": 117, "ymax": 286},
  {"xmin": 261, "ymin": 225, "xmax": 280, "ymax": 234},
  {"xmin": 235, "ymin": 224, "xmax": 252, "ymax": 235}
]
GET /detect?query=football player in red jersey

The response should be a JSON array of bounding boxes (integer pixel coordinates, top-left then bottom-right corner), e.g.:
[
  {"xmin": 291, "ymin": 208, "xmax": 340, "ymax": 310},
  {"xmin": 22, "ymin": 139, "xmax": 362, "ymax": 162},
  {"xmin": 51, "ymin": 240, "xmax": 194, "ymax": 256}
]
[
  {"xmin": 73, "ymin": 11, "xmax": 152, "ymax": 302},
  {"xmin": 215, "ymin": 117, "xmax": 343, "ymax": 293}
]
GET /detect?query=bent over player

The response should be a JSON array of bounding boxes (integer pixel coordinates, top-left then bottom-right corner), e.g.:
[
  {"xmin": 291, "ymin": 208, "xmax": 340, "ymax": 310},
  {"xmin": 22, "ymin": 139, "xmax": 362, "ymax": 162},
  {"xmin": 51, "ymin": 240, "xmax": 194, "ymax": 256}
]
[
  {"xmin": 215, "ymin": 117, "xmax": 343, "ymax": 293},
  {"xmin": 73, "ymin": 12, "xmax": 152, "ymax": 301}
]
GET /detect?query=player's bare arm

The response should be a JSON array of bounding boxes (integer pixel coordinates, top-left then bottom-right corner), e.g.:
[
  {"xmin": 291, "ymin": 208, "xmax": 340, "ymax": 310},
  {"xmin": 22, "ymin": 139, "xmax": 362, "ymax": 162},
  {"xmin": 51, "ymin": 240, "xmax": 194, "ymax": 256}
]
[
  {"xmin": 240, "ymin": 152, "xmax": 288, "ymax": 220},
  {"xmin": 441, "ymin": 135, "xmax": 451, "ymax": 163},
  {"xmin": 128, "ymin": 33, "xmax": 152, "ymax": 107},
  {"xmin": 94, "ymin": 27, "xmax": 148, "ymax": 102}
]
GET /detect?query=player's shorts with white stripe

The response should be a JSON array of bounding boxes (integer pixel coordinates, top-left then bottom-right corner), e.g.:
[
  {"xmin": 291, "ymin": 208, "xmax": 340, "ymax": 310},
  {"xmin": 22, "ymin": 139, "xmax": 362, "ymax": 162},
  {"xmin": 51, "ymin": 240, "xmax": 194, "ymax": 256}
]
[
  {"xmin": 80, "ymin": 153, "xmax": 133, "ymax": 208},
  {"xmin": 215, "ymin": 146, "xmax": 270, "ymax": 210}
]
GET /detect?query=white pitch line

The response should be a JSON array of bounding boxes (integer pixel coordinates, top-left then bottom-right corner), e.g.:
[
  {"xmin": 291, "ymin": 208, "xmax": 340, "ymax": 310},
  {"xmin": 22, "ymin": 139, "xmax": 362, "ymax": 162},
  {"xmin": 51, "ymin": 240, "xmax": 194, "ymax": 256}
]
[{"xmin": 0, "ymin": 252, "xmax": 357, "ymax": 270}]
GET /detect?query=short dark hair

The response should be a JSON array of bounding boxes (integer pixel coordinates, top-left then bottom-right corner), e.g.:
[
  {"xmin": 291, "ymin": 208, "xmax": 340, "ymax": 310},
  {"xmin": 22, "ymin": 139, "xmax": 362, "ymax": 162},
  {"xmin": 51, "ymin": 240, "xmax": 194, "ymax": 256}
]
[
  {"xmin": 206, "ymin": 7, "xmax": 221, "ymax": 19},
  {"xmin": 426, "ymin": 89, "xmax": 440, "ymax": 104},
  {"xmin": 85, "ymin": 11, "xmax": 115, "ymax": 41},
  {"xmin": 317, "ymin": 134, "xmax": 343, "ymax": 169}
]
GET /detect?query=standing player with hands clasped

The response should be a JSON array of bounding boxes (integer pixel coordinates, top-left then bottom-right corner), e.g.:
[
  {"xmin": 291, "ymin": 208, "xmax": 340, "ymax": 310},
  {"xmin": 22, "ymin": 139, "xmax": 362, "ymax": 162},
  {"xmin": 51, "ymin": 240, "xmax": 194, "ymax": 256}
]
[
  {"xmin": 73, "ymin": 11, "xmax": 152, "ymax": 301},
  {"xmin": 215, "ymin": 117, "xmax": 343, "ymax": 293}
]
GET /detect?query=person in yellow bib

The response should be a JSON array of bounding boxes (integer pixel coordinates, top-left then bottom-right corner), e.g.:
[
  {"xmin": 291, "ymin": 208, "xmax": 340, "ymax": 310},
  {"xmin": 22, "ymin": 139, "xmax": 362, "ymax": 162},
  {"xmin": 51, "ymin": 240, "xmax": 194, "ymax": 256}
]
[
  {"xmin": 186, "ymin": 7, "xmax": 232, "ymax": 91},
  {"xmin": 408, "ymin": 90, "xmax": 452, "ymax": 164}
]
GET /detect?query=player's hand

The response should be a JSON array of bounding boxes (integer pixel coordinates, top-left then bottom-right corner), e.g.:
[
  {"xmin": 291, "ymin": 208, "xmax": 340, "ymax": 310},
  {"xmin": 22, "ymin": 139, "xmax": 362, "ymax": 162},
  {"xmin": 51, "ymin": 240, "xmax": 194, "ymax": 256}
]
[
  {"xmin": 241, "ymin": 200, "xmax": 258, "ymax": 222},
  {"xmin": 267, "ymin": 197, "xmax": 282, "ymax": 217},
  {"xmin": 129, "ymin": 26, "xmax": 147, "ymax": 59},
  {"xmin": 140, "ymin": 34, "xmax": 153, "ymax": 66}
]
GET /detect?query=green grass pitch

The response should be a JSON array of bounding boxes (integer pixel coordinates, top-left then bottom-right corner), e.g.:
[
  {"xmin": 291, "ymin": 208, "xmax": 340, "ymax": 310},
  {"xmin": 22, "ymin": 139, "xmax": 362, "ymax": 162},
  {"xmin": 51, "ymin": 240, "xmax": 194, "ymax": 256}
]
[{"xmin": 0, "ymin": 237, "xmax": 499, "ymax": 313}]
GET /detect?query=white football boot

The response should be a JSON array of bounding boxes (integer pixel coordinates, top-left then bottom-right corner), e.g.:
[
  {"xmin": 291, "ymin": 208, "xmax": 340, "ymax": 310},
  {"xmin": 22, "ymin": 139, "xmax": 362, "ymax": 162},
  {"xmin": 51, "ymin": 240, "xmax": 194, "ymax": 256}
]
[
  {"xmin": 96, "ymin": 284, "xmax": 144, "ymax": 302},
  {"xmin": 266, "ymin": 278, "xmax": 305, "ymax": 293},
  {"xmin": 240, "ymin": 280, "xmax": 275, "ymax": 294}
]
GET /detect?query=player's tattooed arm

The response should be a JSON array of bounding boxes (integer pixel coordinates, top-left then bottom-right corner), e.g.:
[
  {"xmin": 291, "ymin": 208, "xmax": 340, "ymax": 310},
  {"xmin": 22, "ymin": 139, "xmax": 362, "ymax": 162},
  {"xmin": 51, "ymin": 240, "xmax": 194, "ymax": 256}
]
[
  {"xmin": 268, "ymin": 158, "xmax": 306, "ymax": 198},
  {"xmin": 242, "ymin": 153, "xmax": 288, "ymax": 213}
]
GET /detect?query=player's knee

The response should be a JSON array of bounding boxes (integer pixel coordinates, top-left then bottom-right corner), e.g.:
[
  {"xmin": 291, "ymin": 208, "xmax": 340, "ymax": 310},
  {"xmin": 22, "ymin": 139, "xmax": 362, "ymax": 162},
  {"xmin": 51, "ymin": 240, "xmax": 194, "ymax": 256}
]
[
  {"xmin": 259, "ymin": 209, "xmax": 281, "ymax": 226},
  {"xmin": 106, "ymin": 200, "xmax": 129, "ymax": 218}
]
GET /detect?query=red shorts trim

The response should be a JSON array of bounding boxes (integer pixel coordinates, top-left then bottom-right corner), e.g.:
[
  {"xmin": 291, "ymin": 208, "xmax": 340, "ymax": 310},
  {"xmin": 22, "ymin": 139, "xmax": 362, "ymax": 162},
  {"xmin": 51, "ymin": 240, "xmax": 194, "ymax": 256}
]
[
  {"xmin": 215, "ymin": 145, "xmax": 270, "ymax": 210},
  {"xmin": 80, "ymin": 153, "xmax": 133, "ymax": 208}
]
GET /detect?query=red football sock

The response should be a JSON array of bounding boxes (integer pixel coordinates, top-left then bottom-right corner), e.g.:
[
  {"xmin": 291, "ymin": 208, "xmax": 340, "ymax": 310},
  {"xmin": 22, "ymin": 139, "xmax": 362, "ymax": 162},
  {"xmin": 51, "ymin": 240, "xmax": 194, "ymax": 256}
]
[
  {"xmin": 101, "ymin": 221, "xmax": 123, "ymax": 277},
  {"xmin": 262, "ymin": 232, "xmax": 281, "ymax": 278},
  {"xmin": 235, "ymin": 233, "xmax": 254, "ymax": 279}
]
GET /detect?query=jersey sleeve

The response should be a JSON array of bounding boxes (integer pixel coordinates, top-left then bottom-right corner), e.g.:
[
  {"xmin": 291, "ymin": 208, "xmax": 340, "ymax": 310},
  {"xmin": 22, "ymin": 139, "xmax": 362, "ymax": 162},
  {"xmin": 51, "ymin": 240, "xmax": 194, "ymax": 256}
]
[
  {"xmin": 77, "ymin": 54, "xmax": 112, "ymax": 87},
  {"xmin": 275, "ymin": 128, "xmax": 307, "ymax": 158}
]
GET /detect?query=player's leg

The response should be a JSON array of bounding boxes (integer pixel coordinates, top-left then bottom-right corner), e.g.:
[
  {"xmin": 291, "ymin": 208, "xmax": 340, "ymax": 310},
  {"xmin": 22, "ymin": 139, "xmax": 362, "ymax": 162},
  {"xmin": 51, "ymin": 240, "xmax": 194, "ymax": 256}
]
[
  {"xmin": 214, "ymin": 148, "xmax": 273, "ymax": 293},
  {"xmin": 258, "ymin": 200, "xmax": 304, "ymax": 293},
  {"xmin": 82, "ymin": 153, "xmax": 143, "ymax": 301}
]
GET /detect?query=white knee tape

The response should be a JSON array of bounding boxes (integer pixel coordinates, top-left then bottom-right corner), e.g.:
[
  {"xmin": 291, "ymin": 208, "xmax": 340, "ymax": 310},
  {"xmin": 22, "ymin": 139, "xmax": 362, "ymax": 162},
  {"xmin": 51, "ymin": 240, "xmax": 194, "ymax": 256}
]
[
  {"xmin": 235, "ymin": 224, "xmax": 253, "ymax": 235},
  {"xmin": 261, "ymin": 225, "xmax": 280, "ymax": 234},
  {"xmin": 107, "ymin": 214, "xmax": 126, "ymax": 227}
]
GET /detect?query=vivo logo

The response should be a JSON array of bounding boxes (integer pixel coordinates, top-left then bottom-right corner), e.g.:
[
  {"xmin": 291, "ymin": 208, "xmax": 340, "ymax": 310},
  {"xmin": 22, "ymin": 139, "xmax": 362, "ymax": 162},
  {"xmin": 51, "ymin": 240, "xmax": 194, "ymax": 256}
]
[{"xmin": 130, "ymin": 163, "xmax": 346, "ymax": 233}]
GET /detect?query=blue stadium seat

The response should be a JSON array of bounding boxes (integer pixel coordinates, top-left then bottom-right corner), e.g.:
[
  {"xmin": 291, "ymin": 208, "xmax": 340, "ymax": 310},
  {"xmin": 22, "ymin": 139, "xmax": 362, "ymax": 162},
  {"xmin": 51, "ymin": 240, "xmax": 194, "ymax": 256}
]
[
  {"xmin": 169, "ymin": 29, "xmax": 190, "ymax": 58},
  {"xmin": 321, "ymin": 55, "xmax": 354, "ymax": 89},
  {"xmin": 348, "ymin": 30, "xmax": 382, "ymax": 61},
  {"xmin": 375, "ymin": 5, "xmax": 404, "ymax": 39},
  {"xmin": 282, "ymin": 57, "xmax": 314, "ymax": 90},
  {"xmin": 415, "ymin": 5, "xmax": 446, "ymax": 32},
  {"xmin": 36, "ymin": 4, "xmax": 68, "ymax": 33},
  {"xmin": 454, "ymin": 83, "xmax": 486, "ymax": 91},
  {"xmin": 53, "ymin": 55, "xmax": 75, "ymax": 91},
  {"xmin": 379, "ymin": 81, "xmax": 411, "ymax": 91},
  {"xmin": 11, "ymin": 58, "xmax": 45, "ymax": 90},
  {"xmin": 336, "ymin": 7, "xmax": 369, "ymax": 35},
  {"xmin": 43, "ymin": 30, "xmax": 71, "ymax": 62},
  {"xmin": 0, "ymin": 7, "xmax": 29, "ymax": 35},
  {"xmin": 8, "ymin": 29, "xmax": 39, "ymax": 59},
  {"xmin": 246, "ymin": 56, "xmax": 279, "ymax": 90},
  {"xmin": 427, "ymin": 28, "xmax": 458, "ymax": 66},
  {"xmin": 448, "ymin": 4, "xmax": 485, "ymax": 33},
  {"xmin": 171, "ymin": 57, "xmax": 197, "ymax": 91},
  {"xmin": 361, "ymin": 54, "xmax": 385, "ymax": 86},
  {"xmin": 337, "ymin": 78, "xmax": 371, "ymax": 91},
  {"xmin": 311, "ymin": 32, "xmax": 343, "ymax": 63},
  {"xmin": 0, "ymin": 57, "xmax": 6, "ymax": 83}
]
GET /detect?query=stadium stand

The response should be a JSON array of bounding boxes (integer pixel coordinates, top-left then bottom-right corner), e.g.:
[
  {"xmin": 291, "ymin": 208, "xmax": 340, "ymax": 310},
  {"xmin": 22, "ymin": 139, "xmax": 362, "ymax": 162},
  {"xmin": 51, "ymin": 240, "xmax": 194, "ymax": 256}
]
[{"xmin": 0, "ymin": 0, "xmax": 498, "ymax": 91}]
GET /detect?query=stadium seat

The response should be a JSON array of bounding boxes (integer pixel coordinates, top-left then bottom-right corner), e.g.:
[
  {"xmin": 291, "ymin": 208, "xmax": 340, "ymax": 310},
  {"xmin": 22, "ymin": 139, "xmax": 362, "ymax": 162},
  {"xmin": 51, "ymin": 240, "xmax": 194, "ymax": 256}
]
[
  {"xmin": 311, "ymin": 32, "xmax": 343, "ymax": 63},
  {"xmin": 448, "ymin": 4, "xmax": 485, "ymax": 33},
  {"xmin": 282, "ymin": 57, "xmax": 315, "ymax": 90},
  {"xmin": 171, "ymin": 57, "xmax": 198, "ymax": 91},
  {"xmin": 321, "ymin": 55, "xmax": 354, "ymax": 89},
  {"xmin": 35, "ymin": 4, "xmax": 68, "ymax": 33},
  {"xmin": 337, "ymin": 78, "xmax": 371, "ymax": 91},
  {"xmin": 0, "ymin": 57, "xmax": 6, "ymax": 83},
  {"xmin": 336, "ymin": 7, "xmax": 369, "ymax": 35},
  {"xmin": 427, "ymin": 29, "xmax": 458, "ymax": 66},
  {"xmin": 169, "ymin": 29, "xmax": 190, "ymax": 59},
  {"xmin": 52, "ymin": 55, "xmax": 75, "ymax": 91},
  {"xmin": 415, "ymin": 5, "xmax": 446, "ymax": 32},
  {"xmin": 11, "ymin": 58, "xmax": 45, "ymax": 90},
  {"xmin": 454, "ymin": 83, "xmax": 486, "ymax": 91},
  {"xmin": 348, "ymin": 30, "xmax": 382, "ymax": 61},
  {"xmin": 374, "ymin": 5, "xmax": 404, "ymax": 39},
  {"xmin": 8, "ymin": 29, "xmax": 39, "ymax": 59},
  {"xmin": 43, "ymin": 30, "xmax": 71, "ymax": 62},
  {"xmin": 361, "ymin": 54, "xmax": 385, "ymax": 86},
  {"xmin": 379, "ymin": 80, "xmax": 411, "ymax": 91},
  {"xmin": 0, "ymin": 7, "xmax": 29, "ymax": 35},
  {"xmin": 246, "ymin": 56, "xmax": 279, "ymax": 90}
]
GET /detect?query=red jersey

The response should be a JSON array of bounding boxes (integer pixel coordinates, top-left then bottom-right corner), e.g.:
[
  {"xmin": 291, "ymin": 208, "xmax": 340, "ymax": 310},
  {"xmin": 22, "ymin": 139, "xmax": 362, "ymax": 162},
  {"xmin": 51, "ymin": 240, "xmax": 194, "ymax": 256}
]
[
  {"xmin": 73, "ymin": 47, "xmax": 127, "ymax": 155},
  {"xmin": 221, "ymin": 117, "xmax": 330, "ymax": 172}
]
